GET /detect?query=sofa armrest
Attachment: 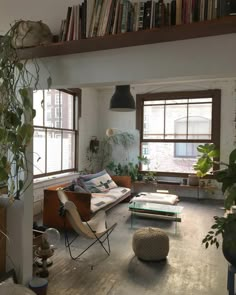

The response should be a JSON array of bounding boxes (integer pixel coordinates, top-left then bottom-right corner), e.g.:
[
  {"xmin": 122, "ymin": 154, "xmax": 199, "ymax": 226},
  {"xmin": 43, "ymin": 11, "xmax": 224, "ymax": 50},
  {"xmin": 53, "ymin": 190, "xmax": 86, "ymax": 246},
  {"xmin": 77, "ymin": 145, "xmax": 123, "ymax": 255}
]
[
  {"xmin": 111, "ymin": 175, "xmax": 131, "ymax": 189},
  {"xmin": 43, "ymin": 187, "xmax": 92, "ymax": 229}
]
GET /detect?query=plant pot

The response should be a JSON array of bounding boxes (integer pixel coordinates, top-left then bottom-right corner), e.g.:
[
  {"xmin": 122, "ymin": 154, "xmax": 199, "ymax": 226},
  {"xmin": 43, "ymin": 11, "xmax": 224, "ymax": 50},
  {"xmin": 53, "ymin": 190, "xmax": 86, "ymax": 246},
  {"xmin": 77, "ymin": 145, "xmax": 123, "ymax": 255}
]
[
  {"xmin": 188, "ymin": 174, "xmax": 199, "ymax": 186},
  {"xmin": 222, "ymin": 219, "xmax": 236, "ymax": 267}
]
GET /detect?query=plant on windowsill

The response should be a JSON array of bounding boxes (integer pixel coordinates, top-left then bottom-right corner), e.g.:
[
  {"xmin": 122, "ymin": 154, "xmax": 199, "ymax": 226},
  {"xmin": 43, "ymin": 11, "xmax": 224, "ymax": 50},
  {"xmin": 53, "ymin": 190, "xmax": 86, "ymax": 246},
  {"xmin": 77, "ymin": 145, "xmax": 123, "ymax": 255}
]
[
  {"xmin": 0, "ymin": 21, "xmax": 51, "ymax": 202},
  {"xmin": 107, "ymin": 156, "xmax": 149, "ymax": 182},
  {"xmin": 194, "ymin": 143, "xmax": 236, "ymax": 266}
]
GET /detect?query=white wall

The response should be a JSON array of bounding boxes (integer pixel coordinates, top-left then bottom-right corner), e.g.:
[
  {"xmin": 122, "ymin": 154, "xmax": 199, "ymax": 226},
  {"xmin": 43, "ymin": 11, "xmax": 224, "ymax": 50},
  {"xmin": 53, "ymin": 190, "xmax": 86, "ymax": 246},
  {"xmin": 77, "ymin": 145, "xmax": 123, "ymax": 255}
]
[
  {"xmin": 98, "ymin": 80, "xmax": 236, "ymax": 168},
  {"xmin": 36, "ymin": 34, "xmax": 236, "ymax": 90},
  {"xmin": 79, "ymin": 88, "xmax": 100, "ymax": 171}
]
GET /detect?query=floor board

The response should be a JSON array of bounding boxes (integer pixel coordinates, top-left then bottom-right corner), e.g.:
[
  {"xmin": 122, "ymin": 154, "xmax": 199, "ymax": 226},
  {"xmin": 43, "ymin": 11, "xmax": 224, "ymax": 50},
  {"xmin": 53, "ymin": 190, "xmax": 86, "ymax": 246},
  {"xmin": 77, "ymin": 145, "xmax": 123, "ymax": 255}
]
[{"xmin": 37, "ymin": 199, "xmax": 228, "ymax": 295}]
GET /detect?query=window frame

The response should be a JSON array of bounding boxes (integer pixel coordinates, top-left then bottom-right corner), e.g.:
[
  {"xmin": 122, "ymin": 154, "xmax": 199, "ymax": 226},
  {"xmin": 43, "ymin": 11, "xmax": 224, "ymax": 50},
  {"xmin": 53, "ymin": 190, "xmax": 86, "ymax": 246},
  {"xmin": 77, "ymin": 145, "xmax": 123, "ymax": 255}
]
[
  {"xmin": 136, "ymin": 89, "xmax": 221, "ymax": 177},
  {"xmin": 33, "ymin": 89, "xmax": 80, "ymax": 178}
]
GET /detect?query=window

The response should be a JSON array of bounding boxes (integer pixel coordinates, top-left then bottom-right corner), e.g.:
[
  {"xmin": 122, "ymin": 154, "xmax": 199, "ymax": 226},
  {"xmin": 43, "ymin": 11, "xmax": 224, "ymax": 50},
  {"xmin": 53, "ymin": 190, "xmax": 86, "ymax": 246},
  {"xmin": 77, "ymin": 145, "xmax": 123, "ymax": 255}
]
[
  {"xmin": 33, "ymin": 89, "xmax": 78, "ymax": 177},
  {"xmin": 136, "ymin": 90, "xmax": 221, "ymax": 175}
]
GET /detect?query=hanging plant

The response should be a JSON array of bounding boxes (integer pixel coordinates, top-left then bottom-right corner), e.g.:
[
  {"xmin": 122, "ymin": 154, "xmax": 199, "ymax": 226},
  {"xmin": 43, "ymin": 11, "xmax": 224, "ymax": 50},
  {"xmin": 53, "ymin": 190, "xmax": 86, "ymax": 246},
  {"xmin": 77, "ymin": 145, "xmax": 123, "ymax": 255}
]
[{"xmin": 0, "ymin": 21, "xmax": 51, "ymax": 200}]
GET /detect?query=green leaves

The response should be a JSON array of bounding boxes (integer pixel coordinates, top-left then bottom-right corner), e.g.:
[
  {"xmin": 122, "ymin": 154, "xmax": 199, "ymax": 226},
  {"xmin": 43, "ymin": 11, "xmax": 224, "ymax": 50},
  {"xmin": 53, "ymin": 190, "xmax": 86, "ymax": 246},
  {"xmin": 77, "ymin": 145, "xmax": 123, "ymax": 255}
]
[
  {"xmin": 0, "ymin": 22, "xmax": 53, "ymax": 201},
  {"xmin": 194, "ymin": 143, "xmax": 219, "ymax": 177}
]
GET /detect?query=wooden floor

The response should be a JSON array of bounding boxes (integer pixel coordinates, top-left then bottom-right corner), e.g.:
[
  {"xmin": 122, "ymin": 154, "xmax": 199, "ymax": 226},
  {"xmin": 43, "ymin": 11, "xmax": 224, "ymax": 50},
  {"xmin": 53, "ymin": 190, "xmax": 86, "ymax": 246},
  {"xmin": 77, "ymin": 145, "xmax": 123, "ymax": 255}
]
[{"xmin": 38, "ymin": 199, "xmax": 228, "ymax": 295}]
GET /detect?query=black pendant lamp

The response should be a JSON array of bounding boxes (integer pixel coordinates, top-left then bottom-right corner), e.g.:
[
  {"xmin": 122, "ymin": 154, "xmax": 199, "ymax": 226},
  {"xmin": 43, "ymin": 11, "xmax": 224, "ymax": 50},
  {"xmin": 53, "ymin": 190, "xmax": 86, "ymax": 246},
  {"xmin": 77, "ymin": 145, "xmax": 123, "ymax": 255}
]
[{"xmin": 109, "ymin": 85, "xmax": 136, "ymax": 112}]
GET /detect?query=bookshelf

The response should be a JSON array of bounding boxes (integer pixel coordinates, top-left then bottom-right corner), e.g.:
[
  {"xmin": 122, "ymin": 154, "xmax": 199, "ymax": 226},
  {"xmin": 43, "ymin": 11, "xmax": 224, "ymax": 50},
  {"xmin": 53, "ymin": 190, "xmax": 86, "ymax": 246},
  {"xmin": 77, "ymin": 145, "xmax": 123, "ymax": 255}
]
[{"xmin": 18, "ymin": 16, "xmax": 236, "ymax": 60}]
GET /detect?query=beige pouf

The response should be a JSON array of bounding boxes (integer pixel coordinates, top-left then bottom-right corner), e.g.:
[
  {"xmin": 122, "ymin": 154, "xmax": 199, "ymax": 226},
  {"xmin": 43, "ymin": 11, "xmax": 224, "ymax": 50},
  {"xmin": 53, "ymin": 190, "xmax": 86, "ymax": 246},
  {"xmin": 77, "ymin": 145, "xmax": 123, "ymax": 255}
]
[{"xmin": 132, "ymin": 227, "xmax": 169, "ymax": 261}]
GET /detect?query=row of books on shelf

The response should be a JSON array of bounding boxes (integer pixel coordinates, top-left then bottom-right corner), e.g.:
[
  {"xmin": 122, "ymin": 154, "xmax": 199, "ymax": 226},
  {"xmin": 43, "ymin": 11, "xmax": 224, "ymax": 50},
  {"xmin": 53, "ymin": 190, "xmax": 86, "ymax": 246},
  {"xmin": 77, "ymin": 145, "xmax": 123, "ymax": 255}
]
[{"xmin": 59, "ymin": 0, "xmax": 235, "ymax": 42}]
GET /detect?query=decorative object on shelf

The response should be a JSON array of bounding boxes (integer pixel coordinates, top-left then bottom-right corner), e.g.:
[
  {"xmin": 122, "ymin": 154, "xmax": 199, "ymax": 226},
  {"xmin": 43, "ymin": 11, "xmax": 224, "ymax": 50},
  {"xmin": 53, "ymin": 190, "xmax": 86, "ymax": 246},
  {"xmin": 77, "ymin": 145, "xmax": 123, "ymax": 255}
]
[
  {"xmin": 109, "ymin": 85, "xmax": 136, "ymax": 112},
  {"xmin": 11, "ymin": 20, "xmax": 53, "ymax": 49},
  {"xmin": 34, "ymin": 228, "xmax": 60, "ymax": 277},
  {"xmin": 0, "ymin": 21, "xmax": 51, "ymax": 201},
  {"xmin": 188, "ymin": 174, "xmax": 199, "ymax": 186},
  {"xmin": 194, "ymin": 143, "xmax": 236, "ymax": 266}
]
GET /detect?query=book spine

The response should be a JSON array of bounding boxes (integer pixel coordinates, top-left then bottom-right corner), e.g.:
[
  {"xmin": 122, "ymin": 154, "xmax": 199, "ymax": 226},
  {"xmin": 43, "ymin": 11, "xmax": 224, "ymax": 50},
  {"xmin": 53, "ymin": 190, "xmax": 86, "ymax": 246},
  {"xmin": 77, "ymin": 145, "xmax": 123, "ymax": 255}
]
[
  {"xmin": 171, "ymin": 0, "xmax": 176, "ymax": 25},
  {"xmin": 112, "ymin": 0, "xmax": 120, "ymax": 34},
  {"xmin": 138, "ymin": 2, "xmax": 145, "ymax": 30},
  {"xmin": 67, "ymin": 6, "xmax": 75, "ymax": 41},
  {"xmin": 101, "ymin": 0, "xmax": 113, "ymax": 36},
  {"xmin": 97, "ymin": 0, "xmax": 108, "ymax": 36},
  {"xmin": 121, "ymin": 0, "xmax": 129, "ymax": 33},
  {"xmin": 176, "ymin": 0, "xmax": 182, "ymax": 25},
  {"xmin": 117, "ymin": 2, "xmax": 123, "ymax": 33},
  {"xmin": 207, "ymin": 0, "xmax": 212, "ymax": 20},
  {"xmin": 93, "ymin": 0, "xmax": 103, "ymax": 37},
  {"xmin": 63, "ymin": 7, "xmax": 72, "ymax": 42},
  {"xmin": 86, "ymin": 0, "xmax": 96, "ymax": 38},
  {"xmin": 204, "ymin": 0, "xmax": 208, "ymax": 20},
  {"xmin": 106, "ymin": 0, "xmax": 117, "ymax": 34}
]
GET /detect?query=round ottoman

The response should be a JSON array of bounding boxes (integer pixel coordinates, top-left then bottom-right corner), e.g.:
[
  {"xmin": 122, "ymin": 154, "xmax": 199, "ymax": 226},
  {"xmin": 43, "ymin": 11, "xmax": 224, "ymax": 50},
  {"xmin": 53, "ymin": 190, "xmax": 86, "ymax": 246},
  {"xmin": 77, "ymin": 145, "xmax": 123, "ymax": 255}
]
[{"xmin": 132, "ymin": 227, "xmax": 169, "ymax": 261}]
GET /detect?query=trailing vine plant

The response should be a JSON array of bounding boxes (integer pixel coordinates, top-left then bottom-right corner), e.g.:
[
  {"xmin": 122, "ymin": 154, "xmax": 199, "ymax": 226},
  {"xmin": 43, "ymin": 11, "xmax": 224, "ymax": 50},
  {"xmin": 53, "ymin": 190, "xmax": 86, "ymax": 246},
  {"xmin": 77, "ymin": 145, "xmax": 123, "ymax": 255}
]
[{"xmin": 0, "ymin": 22, "xmax": 51, "ymax": 201}]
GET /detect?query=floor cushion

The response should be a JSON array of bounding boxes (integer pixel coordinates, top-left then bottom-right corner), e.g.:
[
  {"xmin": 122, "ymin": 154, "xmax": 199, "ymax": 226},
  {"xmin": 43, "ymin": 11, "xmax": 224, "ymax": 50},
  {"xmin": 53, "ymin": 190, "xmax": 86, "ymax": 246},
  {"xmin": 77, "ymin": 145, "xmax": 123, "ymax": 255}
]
[{"xmin": 132, "ymin": 227, "xmax": 169, "ymax": 261}]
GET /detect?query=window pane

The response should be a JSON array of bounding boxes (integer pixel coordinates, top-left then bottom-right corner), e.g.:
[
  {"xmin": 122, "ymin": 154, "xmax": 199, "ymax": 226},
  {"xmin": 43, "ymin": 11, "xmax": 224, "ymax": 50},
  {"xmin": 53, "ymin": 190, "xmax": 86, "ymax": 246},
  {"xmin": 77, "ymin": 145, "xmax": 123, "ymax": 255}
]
[
  {"xmin": 62, "ymin": 131, "xmax": 75, "ymax": 169},
  {"xmin": 144, "ymin": 100, "xmax": 163, "ymax": 105},
  {"xmin": 188, "ymin": 104, "xmax": 211, "ymax": 139},
  {"xmin": 143, "ymin": 105, "xmax": 164, "ymax": 139},
  {"xmin": 166, "ymin": 104, "xmax": 187, "ymax": 139},
  {"xmin": 33, "ymin": 128, "xmax": 45, "ymax": 175},
  {"xmin": 165, "ymin": 99, "xmax": 188, "ymax": 104},
  {"xmin": 189, "ymin": 98, "xmax": 212, "ymax": 103},
  {"xmin": 175, "ymin": 142, "xmax": 202, "ymax": 158},
  {"xmin": 33, "ymin": 90, "xmax": 44, "ymax": 126},
  {"xmin": 47, "ymin": 130, "xmax": 62, "ymax": 173},
  {"xmin": 141, "ymin": 142, "xmax": 199, "ymax": 174},
  {"xmin": 61, "ymin": 92, "xmax": 74, "ymax": 129}
]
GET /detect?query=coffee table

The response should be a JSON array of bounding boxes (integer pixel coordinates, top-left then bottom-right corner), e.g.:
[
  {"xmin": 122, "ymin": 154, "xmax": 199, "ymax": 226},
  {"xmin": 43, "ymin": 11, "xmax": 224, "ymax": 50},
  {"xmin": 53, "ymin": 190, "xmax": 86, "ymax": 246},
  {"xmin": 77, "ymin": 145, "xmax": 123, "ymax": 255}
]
[{"xmin": 129, "ymin": 201, "xmax": 184, "ymax": 231}]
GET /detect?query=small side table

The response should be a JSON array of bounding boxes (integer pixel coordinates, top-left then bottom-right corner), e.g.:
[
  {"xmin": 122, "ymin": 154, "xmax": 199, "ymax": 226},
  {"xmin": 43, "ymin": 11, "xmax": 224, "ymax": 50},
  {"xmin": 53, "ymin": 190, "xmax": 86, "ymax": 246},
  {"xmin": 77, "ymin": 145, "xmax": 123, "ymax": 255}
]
[{"xmin": 227, "ymin": 264, "xmax": 236, "ymax": 295}]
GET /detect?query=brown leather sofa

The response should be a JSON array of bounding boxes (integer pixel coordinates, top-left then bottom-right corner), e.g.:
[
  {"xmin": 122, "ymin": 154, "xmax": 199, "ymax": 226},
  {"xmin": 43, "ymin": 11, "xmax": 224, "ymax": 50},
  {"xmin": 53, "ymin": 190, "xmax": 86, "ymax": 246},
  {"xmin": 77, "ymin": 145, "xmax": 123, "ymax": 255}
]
[{"xmin": 43, "ymin": 175, "xmax": 131, "ymax": 229}]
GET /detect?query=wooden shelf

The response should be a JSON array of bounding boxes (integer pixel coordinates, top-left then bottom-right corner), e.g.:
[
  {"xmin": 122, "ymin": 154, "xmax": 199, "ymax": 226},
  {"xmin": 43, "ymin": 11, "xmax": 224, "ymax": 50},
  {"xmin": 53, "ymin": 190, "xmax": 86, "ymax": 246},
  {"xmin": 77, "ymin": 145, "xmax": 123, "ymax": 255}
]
[{"xmin": 18, "ymin": 16, "xmax": 236, "ymax": 60}]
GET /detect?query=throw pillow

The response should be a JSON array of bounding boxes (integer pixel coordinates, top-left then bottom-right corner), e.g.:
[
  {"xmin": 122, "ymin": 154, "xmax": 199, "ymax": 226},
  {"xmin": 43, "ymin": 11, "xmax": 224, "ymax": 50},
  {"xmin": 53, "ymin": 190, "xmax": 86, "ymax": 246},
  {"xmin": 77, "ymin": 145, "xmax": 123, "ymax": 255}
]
[{"xmin": 80, "ymin": 170, "xmax": 117, "ymax": 193}]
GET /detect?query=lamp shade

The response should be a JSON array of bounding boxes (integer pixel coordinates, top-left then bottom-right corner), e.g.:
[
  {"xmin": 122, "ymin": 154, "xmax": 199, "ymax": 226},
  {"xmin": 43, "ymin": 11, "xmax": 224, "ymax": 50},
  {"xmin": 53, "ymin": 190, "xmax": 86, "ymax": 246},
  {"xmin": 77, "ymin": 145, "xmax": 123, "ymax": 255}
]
[{"xmin": 109, "ymin": 85, "xmax": 135, "ymax": 111}]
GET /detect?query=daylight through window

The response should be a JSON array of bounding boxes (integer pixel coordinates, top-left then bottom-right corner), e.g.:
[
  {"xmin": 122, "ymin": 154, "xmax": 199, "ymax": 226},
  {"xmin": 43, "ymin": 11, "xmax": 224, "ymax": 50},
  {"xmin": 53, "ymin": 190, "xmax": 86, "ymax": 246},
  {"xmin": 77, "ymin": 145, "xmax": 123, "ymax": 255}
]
[
  {"xmin": 33, "ymin": 89, "xmax": 78, "ymax": 177},
  {"xmin": 136, "ymin": 90, "xmax": 221, "ymax": 175}
]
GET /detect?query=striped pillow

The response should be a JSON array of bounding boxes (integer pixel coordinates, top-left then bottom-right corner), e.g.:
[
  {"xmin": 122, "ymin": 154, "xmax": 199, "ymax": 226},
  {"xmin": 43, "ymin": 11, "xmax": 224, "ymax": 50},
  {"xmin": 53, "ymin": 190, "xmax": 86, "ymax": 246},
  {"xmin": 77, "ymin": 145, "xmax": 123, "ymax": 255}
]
[{"xmin": 80, "ymin": 170, "xmax": 117, "ymax": 193}]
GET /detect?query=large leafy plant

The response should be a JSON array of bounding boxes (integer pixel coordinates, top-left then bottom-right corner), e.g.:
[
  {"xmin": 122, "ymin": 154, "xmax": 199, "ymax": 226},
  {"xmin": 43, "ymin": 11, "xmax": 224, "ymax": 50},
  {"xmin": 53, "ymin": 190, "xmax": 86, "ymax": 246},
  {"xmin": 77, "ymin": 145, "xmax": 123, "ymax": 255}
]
[
  {"xmin": 194, "ymin": 143, "xmax": 236, "ymax": 248},
  {"xmin": 0, "ymin": 22, "xmax": 51, "ymax": 200}
]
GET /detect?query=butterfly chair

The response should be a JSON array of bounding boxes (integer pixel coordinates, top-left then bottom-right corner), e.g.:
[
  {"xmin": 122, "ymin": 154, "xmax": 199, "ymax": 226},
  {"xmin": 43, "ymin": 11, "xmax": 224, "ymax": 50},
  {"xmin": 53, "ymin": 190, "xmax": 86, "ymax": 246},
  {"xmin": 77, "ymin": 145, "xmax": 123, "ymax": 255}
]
[{"xmin": 57, "ymin": 189, "xmax": 117, "ymax": 260}]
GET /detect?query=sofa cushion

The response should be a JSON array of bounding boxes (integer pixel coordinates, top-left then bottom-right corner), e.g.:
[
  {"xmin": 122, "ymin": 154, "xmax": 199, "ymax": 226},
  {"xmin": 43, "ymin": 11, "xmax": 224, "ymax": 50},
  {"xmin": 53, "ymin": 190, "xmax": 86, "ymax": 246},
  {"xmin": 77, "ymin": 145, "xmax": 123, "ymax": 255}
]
[
  {"xmin": 90, "ymin": 187, "xmax": 131, "ymax": 213},
  {"xmin": 80, "ymin": 170, "xmax": 118, "ymax": 193}
]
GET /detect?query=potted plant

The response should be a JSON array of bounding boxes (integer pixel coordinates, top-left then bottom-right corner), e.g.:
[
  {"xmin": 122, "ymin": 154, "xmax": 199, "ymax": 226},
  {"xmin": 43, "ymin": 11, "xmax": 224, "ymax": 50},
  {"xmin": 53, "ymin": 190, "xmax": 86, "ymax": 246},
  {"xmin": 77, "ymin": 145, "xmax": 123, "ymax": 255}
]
[
  {"xmin": 0, "ymin": 22, "xmax": 51, "ymax": 201},
  {"xmin": 107, "ymin": 156, "xmax": 149, "ymax": 182},
  {"xmin": 194, "ymin": 143, "xmax": 236, "ymax": 266}
]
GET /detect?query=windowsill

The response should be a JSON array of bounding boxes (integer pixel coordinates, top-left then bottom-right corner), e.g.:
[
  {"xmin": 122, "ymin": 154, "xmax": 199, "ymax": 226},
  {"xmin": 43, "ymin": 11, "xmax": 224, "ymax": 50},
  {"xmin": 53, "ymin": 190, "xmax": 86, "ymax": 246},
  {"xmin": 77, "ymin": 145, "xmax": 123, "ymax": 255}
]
[{"xmin": 33, "ymin": 171, "xmax": 79, "ymax": 184}]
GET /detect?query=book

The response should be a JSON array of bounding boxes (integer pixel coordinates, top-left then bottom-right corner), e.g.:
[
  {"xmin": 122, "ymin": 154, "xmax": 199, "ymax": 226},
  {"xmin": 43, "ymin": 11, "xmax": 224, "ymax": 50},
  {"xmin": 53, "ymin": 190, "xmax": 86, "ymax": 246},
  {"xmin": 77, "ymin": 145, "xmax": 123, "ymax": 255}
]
[
  {"xmin": 101, "ymin": 0, "xmax": 113, "ymax": 36},
  {"xmin": 67, "ymin": 6, "xmax": 75, "ymax": 41},
  {"xmin": 117, "ymin": 1, "xmax": 123, "ymax": 33},
  {"xmin": 86, "ymin": 0, "xmax": 96, "ymax": 38},
  {"xmin": 97, "ymin": 0, "xmax": 108, "ymax": 36},
  {"xmin": 106, "ymin": 0, "xmax": 117, "ymax": 34},
  {"xmin": 138, "ymin": 2, "xmax": 145, "ymax": 30},
  {"xmin": 112, "ymin": 0, "xmax": 120, "ymax": 34},
  {"xmin": 121, "ymin": 0, "xmax": 129, "ymax": 33},
  {"xmin": 176, "ymin": 0, "xmax": 182, "ymax": 24},
  {"xmin": 63, "ymin": 6, "xmax": 72, "ymax": 42},
  {"xmin": 171, "ymin": 0, "xmax": 176, "ymax": 25}
]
